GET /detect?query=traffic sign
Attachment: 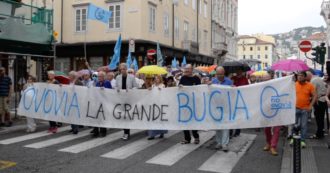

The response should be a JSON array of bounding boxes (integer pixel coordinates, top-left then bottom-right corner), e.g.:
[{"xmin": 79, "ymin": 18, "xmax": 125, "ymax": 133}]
[
  {"xmin": 299, "ymin": 40, "xmax": 312, "ymax": 53},
  {"xmin": 129, "ymin": 39, "xmax": 135, "ymax": 52}
]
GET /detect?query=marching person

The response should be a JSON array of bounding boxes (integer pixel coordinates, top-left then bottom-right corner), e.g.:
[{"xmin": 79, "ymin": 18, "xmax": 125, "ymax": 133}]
[
  {"xmin": 0, "ymin": 67, "xmax": 12, "ymax": 127},
  {"xmin": 211, "ymin": 66, "xmax": 233, "ymax": 152},
  {"xmin": 290, "ymin": 71, "xmax": 317, "ymax": 148},
  {"xmin": 92, "ymin": 71, "xmax": 112, "ymax": 137},
  {"xmin": 262, "ymin": 73, "xmax": 281, "ymax": 156},
  {"xmin": 81, "ymin": 71, "xmax": 94, "ymax": 88},
  {"xmin": 68, "ymin": 71, "xmax": 83, "ymax": 135},
  {"xmin": 308, "ymin": 71, "xmax": 327, "ymax": 139},
  {"xmin": 147, "ymin": 75, "xmax": 168, "ymax": 140},
  {"xmin": 116, "ymin": 63, "xmax": 138, "ymax": 140},
  {"xmin": 47, "ymin": 71, "xmax": 60, "ymax": 133},
  {"xmin": 179, "ymin": 64, "xmax": 201, "ymax": 144},
  {"xmin": 106, "ymin": 72, "xmax": 117, "ymax": 89},
  {"xmin": 24, "ymin": 75, "xmax": 37, "ymax": 132}
]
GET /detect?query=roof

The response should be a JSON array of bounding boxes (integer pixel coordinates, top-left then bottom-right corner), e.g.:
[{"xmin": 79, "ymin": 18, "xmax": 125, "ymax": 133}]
[
  {"xmin": 238, "ymin": 36, "xmax": 275, "ymax": 46},
  {"xmin": 305, "ymin": 32, "xmax": 327, "ymax": 40}
]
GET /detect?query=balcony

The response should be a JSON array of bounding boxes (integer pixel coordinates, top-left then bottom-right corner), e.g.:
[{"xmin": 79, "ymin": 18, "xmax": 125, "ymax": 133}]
[
  {"xmin": 182, "ymin": 40, "xmax": 199, "ymax": 54},
  {"xmin": 321, "ymin": 1, "xmax": 330, "ymax": 24},
  {"xmin": 0, "ymin": 0, "xmax": 53, "ymax": 45}
]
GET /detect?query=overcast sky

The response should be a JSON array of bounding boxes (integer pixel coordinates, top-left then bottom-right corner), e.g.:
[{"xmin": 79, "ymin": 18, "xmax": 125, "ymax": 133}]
[{"xmin": 238, "ymin": 0, "xmax": 326, "ymax": 35}]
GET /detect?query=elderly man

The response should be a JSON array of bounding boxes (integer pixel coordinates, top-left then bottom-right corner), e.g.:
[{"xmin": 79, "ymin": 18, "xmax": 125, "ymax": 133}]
[
  {"xmin": 307, "ymin": 71, "xmax": 327, "ymax": 139},
  {"xmin": 179, "ymin": 64, "xmax": 201, "ymax": 144},
  {"xmin": 0, "ymin": 67, "xmax": 12, "ymax": 127},
  {"xmin": 211, "ymin": 66, "xmax": 233, "ymax": 152},
  {"xmin": 68, "ymin": 71, "xmax": 83, "ymax": 134},
  {"xmin": 116, "ymin": 63, "xmax": 139, "ymax": 140},
  {"xmin": 106, "ymin": 72, "xmax": 116, "ymax": 88}
]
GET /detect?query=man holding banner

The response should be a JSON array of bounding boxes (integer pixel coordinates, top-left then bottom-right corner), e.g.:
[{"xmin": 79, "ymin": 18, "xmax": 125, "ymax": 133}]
[
  {"xmin": 179, "ymin": 64, "xmax": 201, "ymax": 144},
  {"xmin": 115, "ymin": 63, "xmax": 139, "ymax": 140},
  {"xmin": 211, "ymin": 66, "xmax": 233, "ymax": 152}
]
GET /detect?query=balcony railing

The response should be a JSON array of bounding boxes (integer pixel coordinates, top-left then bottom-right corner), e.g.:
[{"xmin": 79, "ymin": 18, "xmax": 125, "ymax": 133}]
[
  {"xmin": 0, "ymin": 0, "xmax": 53, "ymax": 45},
  {"xmin": 182, "ymin": 40, "xmax": 199, "ymax": 54}
]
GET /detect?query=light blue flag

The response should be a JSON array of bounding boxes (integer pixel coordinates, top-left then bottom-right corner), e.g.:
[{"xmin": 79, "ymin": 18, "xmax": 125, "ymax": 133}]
[
  {"xmin": 257, "ymin": 63, "xmax": 261, "ymax": 71},
  {"xmin": 133, "ymin": 57, "xmax": 139, "ymax": 72},
  {"xmin": 109, "ymin": 34, "xmax": 122, "ymax": 70},
  {"xmin": 157, "ymin": 42, "xmax": 163, "ymax": 66},
  {"xmin": 126, "ymin": 51, "xmax": 132, "ymax": 69},
  {"xmin": 172, "ymin": 57, "xmax": 177, "ymax": 68},
  {"xmin": 88, "ymin": 4, "xmax": 112, "ymax": 24},
  {"xmin": 182, "ymin": 56, "xmax": 187, "ymax": 67}
]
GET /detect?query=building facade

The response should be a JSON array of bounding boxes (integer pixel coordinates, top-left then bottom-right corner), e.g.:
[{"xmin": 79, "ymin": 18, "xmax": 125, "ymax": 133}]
[
  {"xmin": 0, "ymin": 0, "xmax": 54, "ymax": 85},
  {"xmin": 53, "ymin": 0, "xmax": 217, "ymax": 73},
  {"xmin": 211, "ymin": 0, "xmax": 238, "ymax": 64},
  {"xmin": 321, "ymin": 0, "xmax": 330, "ymax": 61},
  {"xmin": 237, "ymin": 35, "xmax": 276, "ymax": 69}
]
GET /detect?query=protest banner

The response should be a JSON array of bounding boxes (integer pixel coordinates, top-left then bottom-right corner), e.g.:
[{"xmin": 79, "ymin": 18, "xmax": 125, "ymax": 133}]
[{"xmin": 18, "ymin": 76, "xmax": 296, "ymax": 130}]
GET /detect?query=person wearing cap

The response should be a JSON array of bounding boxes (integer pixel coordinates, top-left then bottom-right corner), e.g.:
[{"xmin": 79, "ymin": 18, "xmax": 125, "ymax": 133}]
[
  {"xmin": 0, "ymin": 67, "xmax": 13, "ymax": 127},
  {"xmin": 47, "ymin": 70, "xmax": 60, "ymax": 133}
]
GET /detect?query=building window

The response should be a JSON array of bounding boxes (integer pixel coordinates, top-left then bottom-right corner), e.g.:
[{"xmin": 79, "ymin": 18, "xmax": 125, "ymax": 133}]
[
  {"xmin": 184, "ymin": 0, "xmax": 189, "ymax": 5},
  {"xmin": 149, "ymin": 5, "xmax": 156, "ymax": 32},
  {"xmin": 191, "ymin": 27, "xmax": 196, "ymax": 42},
  {"xmin": 184, "ymin": 21, "xmax": 189, "ymax": 41},
  {"xmin": 257, "ymin": 55, "xmax": 260, "ymax": 59},
  {"xmin": 89, "ymin": 57, "xmax": 104, "ymax": 70},
  {"xmin": 250, "ymin": 47, "xmax": 253, "ymax": 51},
  {"xmin": 109, "ymin": 4, "xmax": 122, "ymax": 29},
  {"xmin": 265, "ymin": 46, "xmax": 268, "ymax": 51},
  {"xmin": 257, "ymin": 46, "xmax": 260, "ymax": 51},
  {"xmin": 265, "ymin": 55, "xmax": 268, "ymax": 59},
  {"xmin": 164, "ymin": 13, "xmax": 169, "ymax": 37},
  {"xmin": 204, "ymin": 30, "xmax": 208, "ymax": 50},
  {"xmin": 75, "ymin": 8, "xmax": 87, "ymax": 32},
  {"xmin": 174, "ymin": 17, "xmax": 179, "ymax": 39},
  {"xmin": 243, "ymin": 55, "xmax": 246, "ymax": 59},
  {"xmin": 204, "ymin": 1, "xmax": 207, "ymax": 18},
  {"xmin": 192, "ymin": 0, "xmax": 196, "ymax": 10},
  {"xmin": 55, "ymin": 58, "xmax": 70, "ymax": 75},
  {"xmin": 250, "ymin": 55, "xmax": 253, "ymax": 59}
]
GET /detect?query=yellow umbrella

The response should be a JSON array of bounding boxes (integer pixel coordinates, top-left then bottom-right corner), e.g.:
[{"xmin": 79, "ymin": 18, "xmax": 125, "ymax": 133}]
[
  {"xmin": 137, "ymin": 65, "xmax": 168, "ymax": 75},
  {"xmin": 252, "ymin": 71, "xmax": 268, "ymax": 76}
]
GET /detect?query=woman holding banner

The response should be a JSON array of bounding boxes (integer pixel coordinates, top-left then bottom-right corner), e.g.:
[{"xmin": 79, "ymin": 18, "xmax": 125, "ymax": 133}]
[{"xmin": 147, "ymin": 75, "xmax": 168, "ymax": 140}]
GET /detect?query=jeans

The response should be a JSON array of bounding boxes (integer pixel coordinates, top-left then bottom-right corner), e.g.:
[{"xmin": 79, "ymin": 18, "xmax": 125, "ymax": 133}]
[
  {"xmin": 314, "ymin": 101, "xmax": 327, "ymax": 138},
  {"xmin": 295, "ymin": 109, "xmax": 309, "ymax": 141},
  {"xmin": 215, "ymin": 130, "xmax": 229, "ymax": 146},
  {"xmin": 264, "ymin": 126, "xmax": 281, "ymax": 149}
]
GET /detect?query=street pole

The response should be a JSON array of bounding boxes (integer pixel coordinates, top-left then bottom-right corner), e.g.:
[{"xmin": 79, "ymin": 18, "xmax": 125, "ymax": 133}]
[{"xmin": 292, "ymin": 125, "xmax": 301, "ymax": 173}]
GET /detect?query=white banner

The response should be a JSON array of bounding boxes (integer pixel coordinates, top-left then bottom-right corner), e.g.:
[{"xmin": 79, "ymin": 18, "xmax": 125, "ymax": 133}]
[{"xmin": 18, "ymin": 76, "xmax": 296, "ymax": 130}]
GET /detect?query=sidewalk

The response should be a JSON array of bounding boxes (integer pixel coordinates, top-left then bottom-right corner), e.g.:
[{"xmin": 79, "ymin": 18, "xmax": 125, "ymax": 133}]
[{"xmin": 280, "ymin": 119, "xmax": 330, "ymax": 173}]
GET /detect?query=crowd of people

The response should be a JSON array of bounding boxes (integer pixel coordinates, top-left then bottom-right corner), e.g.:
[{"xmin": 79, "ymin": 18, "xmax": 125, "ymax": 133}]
[{"xmin": 1, "ymin": 62, "xmax": 329, "ymax": 156}]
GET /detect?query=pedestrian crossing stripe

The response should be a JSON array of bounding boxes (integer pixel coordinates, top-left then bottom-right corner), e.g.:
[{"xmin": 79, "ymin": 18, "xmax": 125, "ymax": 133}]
[
  {"xmin": 0, "ymin": 160, "xmax": 16, "ymax": 170},
  {"xmin": 0, "ymin": 127, "xmax": 257, "ymax": 173}
]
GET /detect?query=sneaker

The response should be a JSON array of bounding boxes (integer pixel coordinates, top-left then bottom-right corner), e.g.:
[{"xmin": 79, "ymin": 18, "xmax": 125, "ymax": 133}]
[
  {"xmin": 263, "ymin": 144, "xmax": 270, "ymax": 151},
  {"xmin": 301, "ymin": 141, "xmax": 306, "ymax": 148},
  {"xmin": 47, "ymin": 127, "xmax": 53, "ymax": 133},
  {"xmin": 215, "ymin": 143, "xmax": 222, "ymax": 150},
  {"xmin": 222, "ymin": 144, "xmax": 229, "ymax": 152},
  {"xmin": 289, "ymin": 139, "xmax": 294, "ymax": 146},
  {"xmin": 5, "ymin": 121, "xmax": 13, "ymax": 127},
  {"xmin": 270, "ymin": 148, "xmax": 278, "ymax": 156},
  {"xmin": 122, "ymin": 134, "xmax": 129, "ymax": 141},
  {"xmin": 100, "ymin": 132, "xmax": 107, "ymax": 137},
  {"xmin": 51, "ymin": 127, "xmax": 58, "ymax": 133},
  {"xmin": 147, "ymin": 137, "xmax": 155, "ymax": 140}
]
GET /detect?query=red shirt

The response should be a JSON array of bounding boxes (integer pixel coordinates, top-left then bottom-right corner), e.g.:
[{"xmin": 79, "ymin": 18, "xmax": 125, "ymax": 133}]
[{"xmin": 232, "ymin": 76, "xmax": 249, "ymax": 87}]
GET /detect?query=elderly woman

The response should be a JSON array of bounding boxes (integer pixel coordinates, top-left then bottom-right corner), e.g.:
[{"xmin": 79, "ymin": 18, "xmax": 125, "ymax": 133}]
[
  {"xmin": 92, "ymin": 71, "xmax": 112, "ymax": 137},
  {"xmin": 147, "ymin": 75, "xmax": 168, "ymax": 140},
  {"xmin": 68, "ymin": 71, "xmax": 83, "ymax": 134}
]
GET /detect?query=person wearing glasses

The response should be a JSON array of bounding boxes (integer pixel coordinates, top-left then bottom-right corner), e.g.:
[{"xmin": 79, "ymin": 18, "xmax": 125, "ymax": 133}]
[{"xmin": 115, "ymin": 63, "xmax": 139, "ymax": 140}]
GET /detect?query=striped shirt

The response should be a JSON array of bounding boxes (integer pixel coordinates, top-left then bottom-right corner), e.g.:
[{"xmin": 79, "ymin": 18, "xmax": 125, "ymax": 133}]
[{"xmin": 0, "ymin": 76, "xmax": 12, "ymax": 97}]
